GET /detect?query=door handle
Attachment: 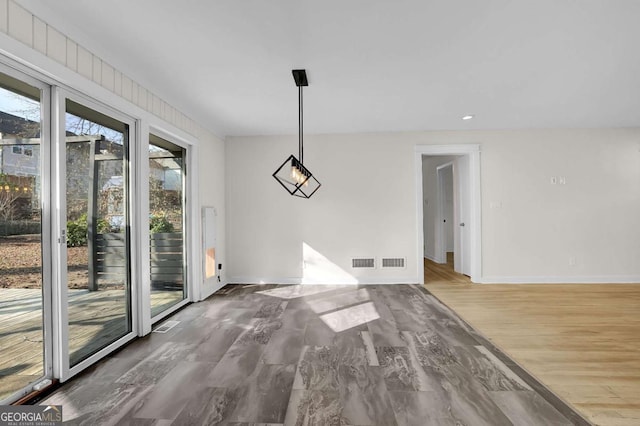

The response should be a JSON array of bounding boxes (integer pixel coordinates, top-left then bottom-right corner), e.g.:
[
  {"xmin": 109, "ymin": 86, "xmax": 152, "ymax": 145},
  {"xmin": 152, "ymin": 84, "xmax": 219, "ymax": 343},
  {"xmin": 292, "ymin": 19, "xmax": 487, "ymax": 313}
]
[{"xmin": 459, "ymin": 223, "xmax": 465, "ymax": 227}]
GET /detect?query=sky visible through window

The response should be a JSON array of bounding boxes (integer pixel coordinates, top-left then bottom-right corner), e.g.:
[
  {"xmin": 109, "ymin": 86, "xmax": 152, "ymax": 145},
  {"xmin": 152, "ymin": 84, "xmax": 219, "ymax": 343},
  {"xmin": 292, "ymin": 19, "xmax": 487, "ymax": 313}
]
[
  {"xmin": 0, "ymin": 86, "xmax": 123, "ymax": 145},
  {"xmin": 0, "ymin": 86, "xmax": 40, "ymax": 122},
  {"xmin": 65, "ymin": 112, "xmax": 123, "ymax": 145}
]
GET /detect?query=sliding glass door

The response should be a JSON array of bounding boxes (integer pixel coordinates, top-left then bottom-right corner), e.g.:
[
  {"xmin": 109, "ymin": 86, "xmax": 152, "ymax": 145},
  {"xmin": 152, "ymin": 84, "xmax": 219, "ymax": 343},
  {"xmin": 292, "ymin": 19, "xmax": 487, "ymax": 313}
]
[
  {"xmin": 0, "ymin": 55, "xmax": 194, "ymax": 401},
  {"xmin": 0, "ymin": 70, "xmax": 51, "ymax": 402},
  {"xmin": 61, "ymin": 97, "xmax": 134, "ymax": 370},
  {"xmin": 149, "ymin": 134, "xmax": 186, "ymax": 318}
]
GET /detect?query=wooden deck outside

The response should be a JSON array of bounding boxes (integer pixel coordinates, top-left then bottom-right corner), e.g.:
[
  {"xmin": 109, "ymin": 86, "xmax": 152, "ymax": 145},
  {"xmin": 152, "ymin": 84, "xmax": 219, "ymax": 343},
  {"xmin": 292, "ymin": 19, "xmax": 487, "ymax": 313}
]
[
  {"xmin": 424, "ymin": 257, "xmax": 640, "ymax": 426},
  {"xmin": 0, "ymin": 288, "xmax": 183, "ymax": 401}
]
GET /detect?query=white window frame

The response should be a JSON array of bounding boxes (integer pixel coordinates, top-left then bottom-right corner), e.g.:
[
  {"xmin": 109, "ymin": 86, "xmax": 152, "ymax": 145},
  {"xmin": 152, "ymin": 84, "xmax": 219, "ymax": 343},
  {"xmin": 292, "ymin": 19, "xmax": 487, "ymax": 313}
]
[
  {"xmin": 0, "ymin": 61, "xmax": 53, "ymax": 404},
  {"xmin": 142, "ymin": 124, "xmax": 198, "ymax": 332}
]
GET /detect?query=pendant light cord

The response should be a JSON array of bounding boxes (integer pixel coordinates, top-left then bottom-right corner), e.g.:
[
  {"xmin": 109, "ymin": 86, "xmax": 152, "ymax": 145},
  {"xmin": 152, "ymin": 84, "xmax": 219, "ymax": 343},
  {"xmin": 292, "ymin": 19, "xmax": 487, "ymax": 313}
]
[{"xmin": 299, "ymin": 85, "xmax": 303, "ymax": 164}]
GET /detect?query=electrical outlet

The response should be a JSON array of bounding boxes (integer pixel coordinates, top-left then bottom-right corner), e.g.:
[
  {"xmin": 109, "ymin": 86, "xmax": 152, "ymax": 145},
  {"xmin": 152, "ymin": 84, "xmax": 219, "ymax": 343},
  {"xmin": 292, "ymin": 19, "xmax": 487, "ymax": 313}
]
[
  {"xmin": 550, "ymin": 176, "xmax": 557, "ymax": 185},
  {"xmin": 569, "ymin": 256, "xmax": 577, "ymax": 266}
]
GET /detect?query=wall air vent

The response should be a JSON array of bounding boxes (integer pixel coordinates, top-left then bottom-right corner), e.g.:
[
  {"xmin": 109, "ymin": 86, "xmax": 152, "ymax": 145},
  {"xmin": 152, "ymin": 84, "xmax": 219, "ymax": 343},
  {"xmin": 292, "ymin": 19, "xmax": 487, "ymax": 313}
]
[
  {"xmin": 382, "ymin": 258, "xmax": 406, "ymax": 268},
  {"xmin": 352, "ymin": 258, "xmax": 375, "ymax": 269}
]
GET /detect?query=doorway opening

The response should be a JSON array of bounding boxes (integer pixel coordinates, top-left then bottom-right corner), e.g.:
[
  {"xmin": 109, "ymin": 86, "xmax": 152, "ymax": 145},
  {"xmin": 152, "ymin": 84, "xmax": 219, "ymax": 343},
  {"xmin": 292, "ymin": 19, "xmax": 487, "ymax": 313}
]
[{"xmin": 415, "ymin": 145, "xmax": 481, "ymax": 284}]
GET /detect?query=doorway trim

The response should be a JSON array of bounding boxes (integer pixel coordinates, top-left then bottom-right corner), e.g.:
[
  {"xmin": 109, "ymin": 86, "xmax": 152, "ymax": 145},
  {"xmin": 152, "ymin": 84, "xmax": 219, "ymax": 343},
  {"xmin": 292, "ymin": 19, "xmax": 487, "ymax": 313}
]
[{"xmin": 415, "ymin": 144, "xmax": 482, "ymax": 283}]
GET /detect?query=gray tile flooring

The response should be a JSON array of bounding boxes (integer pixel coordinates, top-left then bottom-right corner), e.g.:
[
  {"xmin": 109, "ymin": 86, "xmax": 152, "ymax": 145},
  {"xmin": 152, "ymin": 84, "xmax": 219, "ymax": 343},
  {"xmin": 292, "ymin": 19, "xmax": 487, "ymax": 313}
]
[{"xmin": 40, "ymin": 284, "xmax": 586, "ymax": 425}]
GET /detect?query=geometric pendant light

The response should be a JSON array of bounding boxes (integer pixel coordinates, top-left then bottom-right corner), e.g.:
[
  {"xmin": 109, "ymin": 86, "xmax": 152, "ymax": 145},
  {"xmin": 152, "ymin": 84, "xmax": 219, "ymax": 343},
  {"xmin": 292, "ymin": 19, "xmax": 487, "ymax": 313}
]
[{"xmin": 272, "ymin": 69, "xmax": 321, "ymax": 198}]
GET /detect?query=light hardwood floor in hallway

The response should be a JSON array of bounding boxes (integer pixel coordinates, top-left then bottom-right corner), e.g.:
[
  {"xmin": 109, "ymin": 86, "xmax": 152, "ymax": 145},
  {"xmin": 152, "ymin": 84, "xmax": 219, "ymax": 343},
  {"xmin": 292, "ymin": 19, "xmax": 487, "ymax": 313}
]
[{"xmin": 424, "ymin": 257, "xmax": 640, "ymax": 426}]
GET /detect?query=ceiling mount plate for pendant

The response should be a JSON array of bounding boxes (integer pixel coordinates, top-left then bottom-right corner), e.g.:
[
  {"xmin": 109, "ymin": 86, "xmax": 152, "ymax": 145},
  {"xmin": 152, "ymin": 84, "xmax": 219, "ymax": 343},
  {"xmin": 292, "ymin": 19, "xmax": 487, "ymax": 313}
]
[{"xmin": 292, "ymin": 69, "xmax": 308, "ymax": 87}]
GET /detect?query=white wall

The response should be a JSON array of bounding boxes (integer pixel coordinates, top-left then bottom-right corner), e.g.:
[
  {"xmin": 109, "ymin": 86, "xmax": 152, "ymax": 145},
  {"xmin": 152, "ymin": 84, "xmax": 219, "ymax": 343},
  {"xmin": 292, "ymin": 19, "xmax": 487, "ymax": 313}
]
[
  {"xmin": 227, "ymin": 129, "xmax": 640, "ymax": 284},
  {"xmin": 479, "ymin": 130, "xmax": 640, "ymax": 282},
  {"xmin": 226, "ymin": 134, "xmax": 418, "ymax": 284},
  {"xmin": 198, "ymin": 136, "xmax": 226, "ymax": 298}
]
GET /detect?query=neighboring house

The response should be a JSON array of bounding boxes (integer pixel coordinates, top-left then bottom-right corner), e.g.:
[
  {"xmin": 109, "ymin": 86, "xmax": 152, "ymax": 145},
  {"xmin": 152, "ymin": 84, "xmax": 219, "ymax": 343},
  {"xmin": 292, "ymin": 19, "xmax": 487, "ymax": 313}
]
[
  {"xmin": 0, "ymin": 111, "xmax": 40, "ymax": 219},
  {"xmin": 162, "ymin": 168, "xmax": 181, "ymax": 191},
  {"xmin": 0, "ymin": 142, "xmax": 39, "ymax": 177},
  {"xmin": 149, "ymin": 151, "xmax": 182, "ymax": 191},
  {"xmin": 0, "ymin": 110, "xmax": 41, "ymax": 178}
]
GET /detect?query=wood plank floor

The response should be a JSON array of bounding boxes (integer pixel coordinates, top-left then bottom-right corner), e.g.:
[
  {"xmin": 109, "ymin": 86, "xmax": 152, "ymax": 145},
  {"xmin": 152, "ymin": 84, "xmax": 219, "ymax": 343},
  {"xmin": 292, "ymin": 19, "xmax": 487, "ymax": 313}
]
[
  {"xmin": 40, "ymin": 283, "xmax": 582, "ymax": 425},
  {"xmin": 424, "ymin": 257, "xmax": 640, "ymax": 426},
  {"xmin": 0, "ymin": 288, "xmax": 184, "ymax": 401}
]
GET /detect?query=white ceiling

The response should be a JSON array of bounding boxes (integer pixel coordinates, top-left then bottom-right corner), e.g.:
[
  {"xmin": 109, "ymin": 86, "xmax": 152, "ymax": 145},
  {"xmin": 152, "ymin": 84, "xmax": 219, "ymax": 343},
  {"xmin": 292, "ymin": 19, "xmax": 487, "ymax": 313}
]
[{"xmin": 19, "ymin": 0, "xmax": 640, "ymax": 137}]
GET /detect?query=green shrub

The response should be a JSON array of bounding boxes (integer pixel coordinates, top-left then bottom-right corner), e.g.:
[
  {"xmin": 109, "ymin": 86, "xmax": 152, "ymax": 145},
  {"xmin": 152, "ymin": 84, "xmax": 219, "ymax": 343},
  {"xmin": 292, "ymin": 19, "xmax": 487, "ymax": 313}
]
[
  {"xmin": 66, "ymin": 217, "xmax": 86, "ymax": 247},
  {"xmin": 66, "ymin": 214, "xmax": 110, "ymax": 247},
  {"xmin": 150, "ymin": 215, "xmax": 174, "ymax": 234},
  {"xmin": 97, "ymin": 218, "xmax": 110, "ymax": 234},
  {"xmin": 66, "ymin": 213, "xmax": 173, "ymax": 246}
]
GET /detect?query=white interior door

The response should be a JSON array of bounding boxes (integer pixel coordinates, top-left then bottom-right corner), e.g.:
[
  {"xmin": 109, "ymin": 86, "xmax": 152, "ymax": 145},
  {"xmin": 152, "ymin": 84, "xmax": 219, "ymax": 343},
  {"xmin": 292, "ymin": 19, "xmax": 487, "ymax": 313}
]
[
  {"xmin": 456, "ymin": 154, "xmax": 472, "ymax": 276},
  {"xmin": 437, "ymin": 163, "xmax": 454, "ymax": 264}
]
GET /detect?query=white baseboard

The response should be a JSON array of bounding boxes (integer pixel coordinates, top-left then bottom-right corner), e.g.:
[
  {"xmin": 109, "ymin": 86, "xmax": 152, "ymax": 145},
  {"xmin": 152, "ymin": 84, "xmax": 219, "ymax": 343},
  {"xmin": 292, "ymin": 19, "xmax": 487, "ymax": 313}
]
[
  {"xmin": 478, "ymin": 275, "xmax": 640, "ymax": 284},
  {"xmin": 200, "ymin": 280, "xmax": 227, "ymax": 299},
  {"xmin": 424, "ymin": 254, "xmax": 448, "ymax": 264},
  {"xmin": 228, "ymin": 277, "xmax": 301, "ymax": 285},
  {"xmin": 424, "ymin": 254, "xmax": 439, "ymax": 263},
  {"xmin": 228, "ymin": 275, "xmax": 640, "ymax": 286},
  {"xmin": 228, "ymin": 276, "xmax": 421, "ymax": 285}
]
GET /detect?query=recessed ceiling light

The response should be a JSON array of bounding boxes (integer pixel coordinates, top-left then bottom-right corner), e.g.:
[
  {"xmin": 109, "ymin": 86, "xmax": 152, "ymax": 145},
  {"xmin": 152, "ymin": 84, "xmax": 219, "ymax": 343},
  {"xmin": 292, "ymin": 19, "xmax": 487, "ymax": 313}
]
[{"xmin": 462, "ymin": 115, "xmax": 474, "ymax": 120}]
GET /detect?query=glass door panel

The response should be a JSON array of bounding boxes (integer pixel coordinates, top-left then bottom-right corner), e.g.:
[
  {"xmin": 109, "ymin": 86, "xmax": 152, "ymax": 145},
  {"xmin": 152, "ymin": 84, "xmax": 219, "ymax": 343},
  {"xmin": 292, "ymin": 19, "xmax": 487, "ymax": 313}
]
[
  {"xmin": 64, "ymin": 99, "xmax": 131, "ymax": 367},
  {"xmin": 0, "ymin": 72, "xmax": 45, "ymax": 401},
  {"xmin": 149, "ymin": 134, "xmax": 186, "ymax": 318}
]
